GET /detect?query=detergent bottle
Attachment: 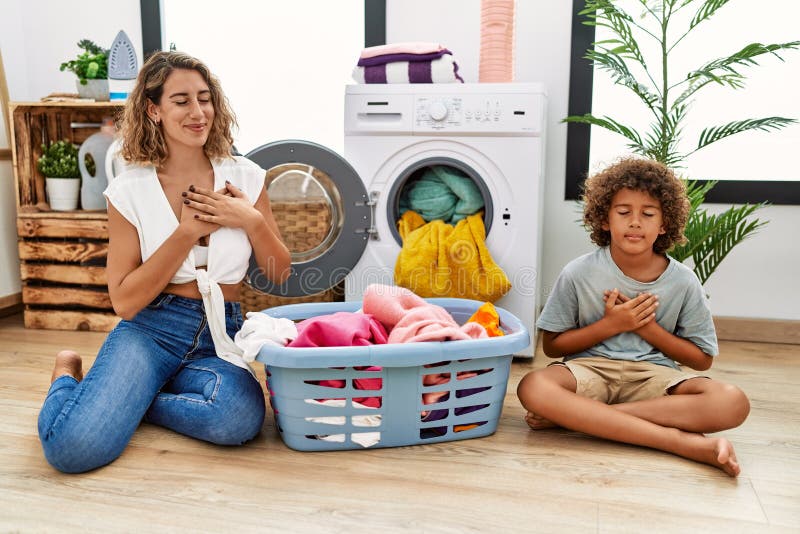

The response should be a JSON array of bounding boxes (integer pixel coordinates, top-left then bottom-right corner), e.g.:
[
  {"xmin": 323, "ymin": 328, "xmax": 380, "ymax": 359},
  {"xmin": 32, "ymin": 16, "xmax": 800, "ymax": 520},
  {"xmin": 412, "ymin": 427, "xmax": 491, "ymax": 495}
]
[
  {"xmin": 104, "ymin": 137, "xmax": 128, "ymax": 183},
  {"xmin": 78, "ymin": 118, "xmax": 115, "ymax": 210}
]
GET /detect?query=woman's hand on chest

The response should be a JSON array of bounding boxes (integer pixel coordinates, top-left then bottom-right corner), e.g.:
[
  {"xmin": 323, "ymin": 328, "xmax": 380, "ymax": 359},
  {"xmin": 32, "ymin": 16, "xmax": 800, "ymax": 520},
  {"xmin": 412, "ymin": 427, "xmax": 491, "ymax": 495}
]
[{"xmin": 182, "ymin": 182, "xmax": 261, "ymax": 232}]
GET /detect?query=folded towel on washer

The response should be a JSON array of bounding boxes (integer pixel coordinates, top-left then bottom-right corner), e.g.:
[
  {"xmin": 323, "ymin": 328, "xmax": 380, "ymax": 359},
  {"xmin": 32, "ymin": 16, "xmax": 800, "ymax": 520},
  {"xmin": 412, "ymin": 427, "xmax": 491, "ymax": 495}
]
[
  {"xmin": 394, "ymin": 211, "xmax": 511, "ymax": 302},
  {"xmin": 362, "ymin": 283, "xmax": 487, "ymax": 343},
  {"xmin": 352, "ymin": 54, "xmax": 464, "ymax": 84},
  {"xmin": 399, "ymin": 165, "xmax": 484, "ymax": 224},
  {"xmin": 360, "ymin": 42, "xmax": 446, "ymax": 59},
  {"xmin": 357, "ymin": 49, "xmax": 451, "ymax": 67}
]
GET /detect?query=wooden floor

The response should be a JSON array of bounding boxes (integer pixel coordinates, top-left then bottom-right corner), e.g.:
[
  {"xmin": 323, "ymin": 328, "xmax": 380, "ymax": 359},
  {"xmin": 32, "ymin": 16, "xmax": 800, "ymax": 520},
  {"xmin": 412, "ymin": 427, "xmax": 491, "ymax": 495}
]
[{"xmin": 1, "ymin": 313, "xmax": 798, "ymax": 533}]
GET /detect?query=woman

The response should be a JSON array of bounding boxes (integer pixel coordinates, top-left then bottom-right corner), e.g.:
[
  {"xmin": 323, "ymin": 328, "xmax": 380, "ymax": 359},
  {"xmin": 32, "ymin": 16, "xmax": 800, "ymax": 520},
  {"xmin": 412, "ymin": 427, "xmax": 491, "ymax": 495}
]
[{"xmin": 38, "ymin": 51, "xmax": 291, "ymax": 473}]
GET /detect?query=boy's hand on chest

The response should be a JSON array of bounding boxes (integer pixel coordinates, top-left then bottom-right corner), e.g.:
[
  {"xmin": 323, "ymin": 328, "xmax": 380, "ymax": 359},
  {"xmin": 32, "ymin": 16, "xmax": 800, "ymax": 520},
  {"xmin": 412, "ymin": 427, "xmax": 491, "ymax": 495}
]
[{"xmin": 602, "ymin": 288, "xmax": 659, "ymax": 334}]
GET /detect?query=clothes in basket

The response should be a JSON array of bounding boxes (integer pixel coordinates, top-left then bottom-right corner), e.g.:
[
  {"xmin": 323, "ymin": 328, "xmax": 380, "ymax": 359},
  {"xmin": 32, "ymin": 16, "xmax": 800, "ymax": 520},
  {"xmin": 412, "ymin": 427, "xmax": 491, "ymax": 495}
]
[{"xmin": 254, "ymin": 298, "xmax": 530, "ymax": 451}]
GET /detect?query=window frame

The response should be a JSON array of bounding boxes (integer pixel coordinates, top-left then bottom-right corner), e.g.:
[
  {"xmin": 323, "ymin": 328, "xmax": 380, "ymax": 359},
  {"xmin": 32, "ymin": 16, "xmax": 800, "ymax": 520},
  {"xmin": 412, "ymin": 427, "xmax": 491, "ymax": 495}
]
[
  {"xmin": 140, "ymin": 0, "xmax": 386, "ymax": 153},
  {"xmin": 140, "ymin": 0, "xmax": 386, "ymax": 58},
  {"xmin": 564, "ymin": 0, "xmax": 800, "ymax": 205}
]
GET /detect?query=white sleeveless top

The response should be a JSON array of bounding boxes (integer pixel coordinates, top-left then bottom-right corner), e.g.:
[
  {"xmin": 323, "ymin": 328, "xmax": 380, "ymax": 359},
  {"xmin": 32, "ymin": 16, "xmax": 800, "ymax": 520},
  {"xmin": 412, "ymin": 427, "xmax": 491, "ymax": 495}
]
[
  {"xmin": 103, "ymin": 156, "xmax": 267, "ymax": 374},
  {"xmin": 192, "ymin": 245, "xmax": 209, "ymax": 267}
]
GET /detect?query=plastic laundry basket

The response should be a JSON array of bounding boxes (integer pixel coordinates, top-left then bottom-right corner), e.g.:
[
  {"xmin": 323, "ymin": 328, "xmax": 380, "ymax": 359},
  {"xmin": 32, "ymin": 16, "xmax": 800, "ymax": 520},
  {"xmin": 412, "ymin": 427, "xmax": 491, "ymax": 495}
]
[{"xmin": 255, "ymin": 298, "xmax": 530, "ymax": 451}]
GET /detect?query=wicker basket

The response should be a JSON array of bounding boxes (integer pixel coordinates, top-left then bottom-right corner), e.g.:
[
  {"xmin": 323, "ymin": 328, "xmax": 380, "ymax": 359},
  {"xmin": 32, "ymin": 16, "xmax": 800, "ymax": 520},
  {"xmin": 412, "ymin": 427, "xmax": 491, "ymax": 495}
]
[
  {"xmin": 240, "ymin": 198, "xmax": 342, "ymax": 315},
  {"xmin": 271, "ymin": 200, "xmax": 332, "ymax": 254},
  {"xmin": 240, "ymin": 281, "xmax": 344, "ymax": 316}
]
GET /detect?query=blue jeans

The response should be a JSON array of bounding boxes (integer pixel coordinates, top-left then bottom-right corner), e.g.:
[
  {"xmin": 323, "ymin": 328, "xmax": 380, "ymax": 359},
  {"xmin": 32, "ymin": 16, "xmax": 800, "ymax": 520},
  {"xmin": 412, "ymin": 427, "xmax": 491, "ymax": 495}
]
[{"xmin": 38, "ymin": 294, "xmax": 266, "ymax": 473}]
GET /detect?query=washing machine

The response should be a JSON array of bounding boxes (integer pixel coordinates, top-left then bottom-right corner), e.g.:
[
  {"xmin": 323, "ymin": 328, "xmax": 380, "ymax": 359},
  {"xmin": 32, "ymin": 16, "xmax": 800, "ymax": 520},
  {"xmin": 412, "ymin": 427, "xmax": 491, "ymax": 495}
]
[{"xmin": 245, "ymin": 83, "xmax": 546, "ymax": 357}]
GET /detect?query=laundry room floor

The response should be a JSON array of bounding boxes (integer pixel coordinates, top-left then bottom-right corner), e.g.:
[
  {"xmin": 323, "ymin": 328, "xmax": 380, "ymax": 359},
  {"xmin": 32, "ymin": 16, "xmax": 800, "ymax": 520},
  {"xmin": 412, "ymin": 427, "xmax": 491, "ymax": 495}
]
[{"xmin": 1, "ymin": 312, "xmax": 798, "ymax": 532}]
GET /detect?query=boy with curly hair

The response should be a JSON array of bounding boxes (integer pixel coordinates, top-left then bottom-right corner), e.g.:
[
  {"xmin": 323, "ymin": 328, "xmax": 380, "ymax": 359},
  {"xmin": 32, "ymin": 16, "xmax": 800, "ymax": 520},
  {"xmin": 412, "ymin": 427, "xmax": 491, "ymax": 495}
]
[{"xmin": 517, "ymin": 157, "xmax": 750, "ymax": 476}]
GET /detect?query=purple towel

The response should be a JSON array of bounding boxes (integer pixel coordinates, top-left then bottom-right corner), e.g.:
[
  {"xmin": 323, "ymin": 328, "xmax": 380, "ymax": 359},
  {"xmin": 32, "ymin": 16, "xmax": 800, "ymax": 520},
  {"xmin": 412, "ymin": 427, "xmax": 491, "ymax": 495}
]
[
  {"xmin": 364, "ymin": 65, "xmax": 388, "ymax": 84},
  {"xmin": 363, "ymin": 62, "xmax": 438, "ymax": 84},
  {"xmin": 355, "ymin": 55, "xmax": 464, "ymax": 84},
  {"xmin": 357, "ymin": 49, "xmax": 452, "ymax": 67}
]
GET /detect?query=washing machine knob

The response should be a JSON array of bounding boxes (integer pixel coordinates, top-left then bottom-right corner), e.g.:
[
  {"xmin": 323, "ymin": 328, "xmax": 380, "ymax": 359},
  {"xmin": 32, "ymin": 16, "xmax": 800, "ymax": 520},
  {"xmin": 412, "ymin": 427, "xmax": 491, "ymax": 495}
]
[{"xmin": 428, "ymin": 101, "xmax": 448, "ymax": 121}]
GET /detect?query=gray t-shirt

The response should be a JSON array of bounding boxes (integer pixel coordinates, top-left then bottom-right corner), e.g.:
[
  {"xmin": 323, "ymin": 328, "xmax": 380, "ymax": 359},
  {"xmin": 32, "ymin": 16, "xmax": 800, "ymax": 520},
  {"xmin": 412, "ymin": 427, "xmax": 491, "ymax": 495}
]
[{"xmin": 537, "ymin": 247, "xmax": 718, "ymax": 369}]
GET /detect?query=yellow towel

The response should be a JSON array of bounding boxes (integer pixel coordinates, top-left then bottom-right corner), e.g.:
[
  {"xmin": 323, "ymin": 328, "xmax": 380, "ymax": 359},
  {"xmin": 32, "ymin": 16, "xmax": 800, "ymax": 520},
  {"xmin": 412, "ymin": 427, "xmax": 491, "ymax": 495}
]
[{"xmin": 395, "ymin": 211, "xmax": 511, "ymax": 302}]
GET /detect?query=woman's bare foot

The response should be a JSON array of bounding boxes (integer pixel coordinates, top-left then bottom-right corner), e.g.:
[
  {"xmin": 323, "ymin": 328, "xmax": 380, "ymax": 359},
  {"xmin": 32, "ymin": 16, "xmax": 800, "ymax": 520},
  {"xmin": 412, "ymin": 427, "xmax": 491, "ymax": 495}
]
[
  {"xmin": 524, "ymin": 411, "xmax": 559, "ymax": 430},
  {"xmin": 51, "ymin": 350, "xmax": 83, "ymax": 383}
]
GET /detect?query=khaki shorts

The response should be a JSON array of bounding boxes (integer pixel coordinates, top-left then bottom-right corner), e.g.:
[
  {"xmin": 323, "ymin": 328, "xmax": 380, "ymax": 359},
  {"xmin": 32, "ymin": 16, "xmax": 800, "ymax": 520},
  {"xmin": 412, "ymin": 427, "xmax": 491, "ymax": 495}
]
[{"xmin": 552, "ymin": 357, "xmax": 706, "ymax": 404}]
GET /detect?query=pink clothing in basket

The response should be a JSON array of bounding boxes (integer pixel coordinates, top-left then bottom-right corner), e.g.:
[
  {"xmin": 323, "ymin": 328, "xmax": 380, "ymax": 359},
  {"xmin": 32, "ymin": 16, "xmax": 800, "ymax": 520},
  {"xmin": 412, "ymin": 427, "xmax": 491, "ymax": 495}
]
[
  {"xmin": 363, "ymin": 284, "xmax": 487, "ymax": 343},
  {"xmin": 288, "ymin": 312, "xmax": 386, "ymax": 408},
  {"xmin": 288, "ymin": 311, "xmax": 388, "ymax": 348}
]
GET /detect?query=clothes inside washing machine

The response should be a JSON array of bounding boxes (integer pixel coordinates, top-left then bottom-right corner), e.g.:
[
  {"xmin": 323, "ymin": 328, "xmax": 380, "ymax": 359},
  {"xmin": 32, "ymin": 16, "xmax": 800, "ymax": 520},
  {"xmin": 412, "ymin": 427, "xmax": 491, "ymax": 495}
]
[
  {"xmin": 393, "ymin": 165, "xmax": 510, "ymax": 302},
  {"xmin": 398, "ymin": 165, "xmax": 485, "ymax": 225},
  {"xmin": 394, "ymin": 209, "xmax": 510, "ymax": 302}
]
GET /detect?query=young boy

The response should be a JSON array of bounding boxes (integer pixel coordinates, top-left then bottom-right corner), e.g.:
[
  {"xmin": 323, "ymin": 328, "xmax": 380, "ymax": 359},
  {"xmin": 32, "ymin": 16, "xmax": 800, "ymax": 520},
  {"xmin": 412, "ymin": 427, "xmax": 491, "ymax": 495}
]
[{"xmin": 517, "ymin": 157, "xmax": 750, "ymax": 477}]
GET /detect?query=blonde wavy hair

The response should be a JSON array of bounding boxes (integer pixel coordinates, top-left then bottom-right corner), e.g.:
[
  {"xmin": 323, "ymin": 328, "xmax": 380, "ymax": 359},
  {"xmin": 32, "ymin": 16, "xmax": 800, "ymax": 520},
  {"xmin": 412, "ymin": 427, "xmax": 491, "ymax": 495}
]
[
  {"xmin": 120, "ymin": 51, "xmax": 237, "ymax": 166},
  {"xmin": 582, "ymin": 157, "xmax": 689, "ymax": 254}
]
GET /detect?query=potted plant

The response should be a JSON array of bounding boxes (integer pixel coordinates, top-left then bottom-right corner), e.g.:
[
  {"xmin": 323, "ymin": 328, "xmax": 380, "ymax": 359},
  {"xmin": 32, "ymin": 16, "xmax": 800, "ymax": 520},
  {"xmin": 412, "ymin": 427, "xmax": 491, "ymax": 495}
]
[
  {"xmin": 37, "ymin": 140, "xmax": 93, "ymax": 211},
  {"xmin": 60, "ymin": 39, "xmax": 110, "ymax": 101},
  {"xmin": 566, "ymin": 0, "xmax": 799, "ymax": 285}
]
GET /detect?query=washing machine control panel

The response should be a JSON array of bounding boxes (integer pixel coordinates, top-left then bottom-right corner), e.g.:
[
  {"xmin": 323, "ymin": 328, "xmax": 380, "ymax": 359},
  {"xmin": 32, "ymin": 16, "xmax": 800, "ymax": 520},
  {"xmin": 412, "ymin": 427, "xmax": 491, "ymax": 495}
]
[{"xmin": 414, "ymin": 94, "xmax": 542, "ymax": 134}]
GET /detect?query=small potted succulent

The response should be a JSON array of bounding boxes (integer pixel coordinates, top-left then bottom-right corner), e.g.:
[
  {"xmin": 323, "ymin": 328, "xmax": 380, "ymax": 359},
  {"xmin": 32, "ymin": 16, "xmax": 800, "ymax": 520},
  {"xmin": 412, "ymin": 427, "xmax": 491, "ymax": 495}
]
[
  {"xmin": 37, "ymin": 140, "xmax": 92, "ymax": 211},
  {"xmin": 60, "ymin": 39, "xmax": 110, "ymax": 101}
]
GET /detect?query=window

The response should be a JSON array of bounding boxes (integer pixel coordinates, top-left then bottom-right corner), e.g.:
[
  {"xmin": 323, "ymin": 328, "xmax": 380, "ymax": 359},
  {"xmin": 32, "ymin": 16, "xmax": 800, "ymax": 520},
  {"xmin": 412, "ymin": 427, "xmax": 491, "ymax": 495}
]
[
  {"xmin": 149, "ymin": 1, "xmax": 368, "ymax": 155},
  {"xmin": 566, "ymin": 1, "xmax": 800, "ymax": 204}
]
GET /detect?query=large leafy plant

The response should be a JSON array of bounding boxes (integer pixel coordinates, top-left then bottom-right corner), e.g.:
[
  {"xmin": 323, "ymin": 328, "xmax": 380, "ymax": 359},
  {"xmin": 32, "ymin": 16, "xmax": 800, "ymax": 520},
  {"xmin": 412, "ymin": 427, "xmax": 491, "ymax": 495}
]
[
  {"xmin": 60, "ymin": 39, "xmax": 109, "ymax": 85},
  {"xmin": 567, "ymin": 0, "xmax": 798, "ymax": 284}
]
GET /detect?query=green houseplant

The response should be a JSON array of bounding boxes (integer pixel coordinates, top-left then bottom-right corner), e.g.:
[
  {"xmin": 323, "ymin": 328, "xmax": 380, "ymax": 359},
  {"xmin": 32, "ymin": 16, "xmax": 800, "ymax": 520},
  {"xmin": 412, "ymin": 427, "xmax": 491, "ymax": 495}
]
[
  {"xmin": 566, "ymin": 0, "xmax": 799, "ymax": 285},
  {"xmin": 37, "ymin": 140, "xmax": 90, "ymax": 211},
  {"xmin": 60, "ymin": 39, "xmax": 110, "ymax": 101}
]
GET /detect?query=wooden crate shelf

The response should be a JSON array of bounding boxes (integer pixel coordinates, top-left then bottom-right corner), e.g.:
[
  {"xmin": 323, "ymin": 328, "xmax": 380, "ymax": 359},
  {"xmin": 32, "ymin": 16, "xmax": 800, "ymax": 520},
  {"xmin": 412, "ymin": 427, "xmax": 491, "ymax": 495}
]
[
  {"xmin": 24, "ymin": 309, "xmax": 121, "ymax": 332},
  {"xmin": 20, "ymin": 264, "xmax": 108, "ymax": 286},
  {"xmin": 10, "ymin": 101, "xmax": 124, "ymax": 211},
  {"xmin": 16, "ymin": 213, "xmax": 118, "ymax": 331},
  {"xmin": 10, "ymin": 102, "xmax": 123, "ymax": 331},
  {"xmin": 17, "ymin": 213, "xmax": 109, "ymax": 239}
]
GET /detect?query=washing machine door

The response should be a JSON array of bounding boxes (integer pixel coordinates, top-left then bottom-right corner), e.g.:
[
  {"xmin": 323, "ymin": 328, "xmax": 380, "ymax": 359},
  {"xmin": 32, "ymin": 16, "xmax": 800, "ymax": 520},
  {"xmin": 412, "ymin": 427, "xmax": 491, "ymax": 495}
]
[{"xmin": 244, "ymin": 140, "xmax": 370, "ymax": 297}]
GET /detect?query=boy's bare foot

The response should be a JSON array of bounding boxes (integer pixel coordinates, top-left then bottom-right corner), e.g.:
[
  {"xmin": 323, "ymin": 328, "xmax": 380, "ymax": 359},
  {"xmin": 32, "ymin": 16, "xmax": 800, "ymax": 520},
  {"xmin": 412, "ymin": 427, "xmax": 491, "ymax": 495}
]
[
  {"xmin": 524, "ymin": 411, "xmax": 559, "ymax": 430},
  {"xmin": 51, "ymin": 350, "xmax": 83, "ymax": 383},
  {"xmin": 681, "ymin": 433, "xmax": 740, "ymax": 477},
  {"xmin": 709, "ymin": 437, "xmax": 740, "ymax": 477}
]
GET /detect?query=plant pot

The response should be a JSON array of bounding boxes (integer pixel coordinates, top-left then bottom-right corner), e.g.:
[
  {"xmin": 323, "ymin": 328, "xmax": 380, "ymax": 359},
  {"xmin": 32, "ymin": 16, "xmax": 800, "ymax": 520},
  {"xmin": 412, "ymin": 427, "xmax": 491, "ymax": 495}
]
[
  {"xmin": 76, "ymin": 79, "xmax": 110, "ymax": 102},
  {"xmin": 46, "ymin": 177, "xmax": 81, "ymax": 211}
]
